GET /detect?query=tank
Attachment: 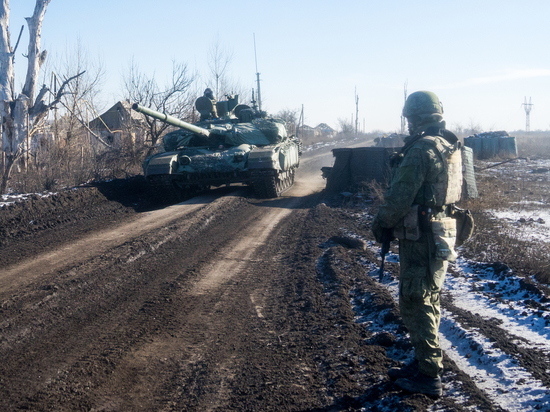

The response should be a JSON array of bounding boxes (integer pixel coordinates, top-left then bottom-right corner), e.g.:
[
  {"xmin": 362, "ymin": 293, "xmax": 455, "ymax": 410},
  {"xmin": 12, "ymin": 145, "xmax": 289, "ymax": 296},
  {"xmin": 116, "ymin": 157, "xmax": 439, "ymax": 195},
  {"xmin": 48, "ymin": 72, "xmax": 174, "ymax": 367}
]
[{"xmin": 133, "ymin": 95, "xmax": 302, "ymax": 199}]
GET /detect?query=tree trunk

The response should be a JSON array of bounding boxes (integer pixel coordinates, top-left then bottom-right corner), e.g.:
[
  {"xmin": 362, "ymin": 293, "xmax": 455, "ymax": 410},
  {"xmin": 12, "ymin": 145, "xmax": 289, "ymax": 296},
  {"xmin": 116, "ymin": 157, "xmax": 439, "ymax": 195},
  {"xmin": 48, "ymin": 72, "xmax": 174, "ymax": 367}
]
[
  {"xmin": 0, "ymin": 0, "xmax": 51, "ymax": 194},
  {"xmin": 22, "ymin": 0, "xmax": 50, "ymax": 102},
  {"xmin": 0, "ymin": 0, "xmax": 14, "ymax": 102},
  {"xmin": 0, "ymin": 152, "xmax": 15, "ymax": 194}
]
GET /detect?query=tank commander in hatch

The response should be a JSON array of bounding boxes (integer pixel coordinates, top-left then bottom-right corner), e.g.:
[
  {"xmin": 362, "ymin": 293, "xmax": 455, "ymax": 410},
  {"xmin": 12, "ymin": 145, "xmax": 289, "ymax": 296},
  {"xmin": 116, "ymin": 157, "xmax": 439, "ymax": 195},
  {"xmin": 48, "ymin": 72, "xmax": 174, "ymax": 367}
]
[
  {"xmin": 195, "ymin": 88, "xmax": 218, "ymax": 121},
  {"xmin": 371, "ymin": 91, "xmax": 463, "ymax": 398},
  {"xmin": 204, "ymin": 87, "xmax": 215, "ymax": 101}
]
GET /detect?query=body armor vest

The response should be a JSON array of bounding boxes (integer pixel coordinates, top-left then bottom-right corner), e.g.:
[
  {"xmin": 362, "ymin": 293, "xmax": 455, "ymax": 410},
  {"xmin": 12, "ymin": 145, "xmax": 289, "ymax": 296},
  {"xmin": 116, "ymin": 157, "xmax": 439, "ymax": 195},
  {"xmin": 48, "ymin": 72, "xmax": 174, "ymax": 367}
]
[{"xmin": 419, "ymin": 135, "xmax": 463, "ymax": 206}]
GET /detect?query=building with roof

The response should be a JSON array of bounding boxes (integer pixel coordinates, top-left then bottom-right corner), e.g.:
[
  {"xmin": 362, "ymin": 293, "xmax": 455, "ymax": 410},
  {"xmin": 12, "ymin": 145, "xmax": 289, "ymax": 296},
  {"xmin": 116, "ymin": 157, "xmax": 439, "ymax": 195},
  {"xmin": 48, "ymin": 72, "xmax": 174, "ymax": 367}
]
[
  {"xmin": 314, "ymin": 123, "xmax": 336, "ymax": 138},
  {"xmin": 89, "ymin": 101, "xmax": 147, "ymax": 148}
]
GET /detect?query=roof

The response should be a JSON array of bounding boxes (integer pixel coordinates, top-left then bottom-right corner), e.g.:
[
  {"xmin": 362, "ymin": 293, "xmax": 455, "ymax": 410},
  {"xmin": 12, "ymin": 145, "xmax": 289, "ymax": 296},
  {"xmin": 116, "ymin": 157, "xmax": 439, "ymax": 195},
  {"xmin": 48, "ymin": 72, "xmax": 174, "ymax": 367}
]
[
  {"xmin": 315, "ymin": 123, "xmax": 335, "ymax": 132},
  {"xmin": 89, "ymin": 101, "xmax": 145, "ymax": 131}
]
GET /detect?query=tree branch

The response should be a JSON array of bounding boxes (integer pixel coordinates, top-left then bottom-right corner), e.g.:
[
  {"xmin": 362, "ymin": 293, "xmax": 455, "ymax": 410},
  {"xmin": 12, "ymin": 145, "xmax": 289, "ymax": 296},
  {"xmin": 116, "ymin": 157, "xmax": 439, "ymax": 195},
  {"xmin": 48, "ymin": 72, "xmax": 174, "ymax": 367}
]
[
  {"xmin": 12, "ymin": 25, "xmax": 23, "ymax": 55},
  {"xmin": 56, "ymin": 97, "xmax": 112, "ymax": 148},
  {"xmin": 30, "ymin": 70, "xmax": 85, "ymax": 117}
]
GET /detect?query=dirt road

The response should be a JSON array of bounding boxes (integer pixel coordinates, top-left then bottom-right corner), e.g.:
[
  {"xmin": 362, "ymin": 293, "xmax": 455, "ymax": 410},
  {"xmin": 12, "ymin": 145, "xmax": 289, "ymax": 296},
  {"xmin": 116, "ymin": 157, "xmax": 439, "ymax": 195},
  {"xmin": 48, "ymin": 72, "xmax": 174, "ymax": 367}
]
[
  {"xmin": 0, "ymin": 150, "xmax": 350, "ymax": 411},
  {"xmin": 1, "ymin": 145, "xmax": 548, "ymax": 411}
]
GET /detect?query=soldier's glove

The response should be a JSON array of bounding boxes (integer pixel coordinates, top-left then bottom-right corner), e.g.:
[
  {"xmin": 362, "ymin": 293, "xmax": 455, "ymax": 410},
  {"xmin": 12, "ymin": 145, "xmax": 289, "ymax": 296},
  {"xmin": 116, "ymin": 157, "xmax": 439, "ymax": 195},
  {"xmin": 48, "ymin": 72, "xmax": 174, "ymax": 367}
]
[
  {"xmin": 372, "ymin": 218, "xmax": 394, "ymax": 244},
  {"xmin": 372, "ymin": 218, "xmax": 385, "ymax": 243}
]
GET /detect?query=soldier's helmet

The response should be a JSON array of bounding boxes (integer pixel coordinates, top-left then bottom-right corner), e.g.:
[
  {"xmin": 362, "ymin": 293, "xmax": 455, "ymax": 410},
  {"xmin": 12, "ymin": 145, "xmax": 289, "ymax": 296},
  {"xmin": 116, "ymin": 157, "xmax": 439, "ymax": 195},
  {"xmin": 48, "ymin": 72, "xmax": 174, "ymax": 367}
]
[
  {"xmin": 204, "ymin": 88, "xmax": 214, "ymax": 99},
  {"xmin": 402, "ymin": 91, "xmax": 443, "ymax": 118}
]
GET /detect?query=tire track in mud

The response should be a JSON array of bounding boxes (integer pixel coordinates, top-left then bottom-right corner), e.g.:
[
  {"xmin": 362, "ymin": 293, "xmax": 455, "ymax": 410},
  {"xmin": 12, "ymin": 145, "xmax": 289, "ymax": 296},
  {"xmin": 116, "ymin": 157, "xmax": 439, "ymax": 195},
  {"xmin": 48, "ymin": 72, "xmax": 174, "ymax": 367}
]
[
  {"xmin": 320, "ymin": 244, "xmax": 501, "ymax": 411},
  {"xmin": 437, "ymin": 264, "xmax": 550, "ymax": 411},
  {"xmin": 0, "ymin": 194, "xmax": 256, "ymax": 410},
  {"xmin": 80, "ymin": 193, "xmax": 322, "ymax": 411},
  {"xmin": 319, "ymin": 206, "xmax": 550, "ymax": 410},
  {"xmin": 0, "ymin": 183, "xmax": 329, "ymax": 410},
  {"xmin": 367, "ymin": 252, "xmax": 550, "ymax": 411},
  {"xmin": 441, "ymin": 298, "xmax": 550, "ymax": 386},
  {"xmin": 190, "ymin": 198, "xmax": 299, "ymax": 295},
  {"xmin": 0, "ymin": 192, "xmax": 238, "ymax": 292},
  {"xmin": 442, "ymin": 266, "xmax": 550, "ymax": 387}
]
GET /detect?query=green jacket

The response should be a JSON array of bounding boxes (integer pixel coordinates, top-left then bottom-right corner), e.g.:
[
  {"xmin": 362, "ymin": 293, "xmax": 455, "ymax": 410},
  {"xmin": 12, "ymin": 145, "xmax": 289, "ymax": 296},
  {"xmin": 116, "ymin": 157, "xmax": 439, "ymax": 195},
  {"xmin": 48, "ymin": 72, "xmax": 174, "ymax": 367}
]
[{"xmin": 374, "ymin": 122, "xmax": 454, "ymax": 229}]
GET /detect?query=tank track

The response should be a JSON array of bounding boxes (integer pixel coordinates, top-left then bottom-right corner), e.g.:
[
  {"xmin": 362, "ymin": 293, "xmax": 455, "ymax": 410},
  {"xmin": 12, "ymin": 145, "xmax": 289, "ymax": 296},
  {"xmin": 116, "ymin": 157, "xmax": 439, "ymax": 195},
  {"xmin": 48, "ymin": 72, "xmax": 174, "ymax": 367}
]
[
  {"xmin": 147, "ymin": 175, "xmax": 182, "ymax": 204},
  {"xmin": 251, "ymin": 169, "xmax": 295, "ymax": 199},
  {"xmin": 147, "ymin": 175, "xmax": 207, "ymax": 203}
]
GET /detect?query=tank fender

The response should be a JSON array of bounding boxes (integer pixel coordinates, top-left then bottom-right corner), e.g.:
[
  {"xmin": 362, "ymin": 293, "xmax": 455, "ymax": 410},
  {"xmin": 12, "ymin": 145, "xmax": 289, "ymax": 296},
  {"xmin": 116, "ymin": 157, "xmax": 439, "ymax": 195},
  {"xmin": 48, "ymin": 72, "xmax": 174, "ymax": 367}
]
[
  {"xmin": 279, "ymin": 143, "xmax": 300, "ymax": 171},
  {"xmin": 247, "ymin": 145, "xmax": 281, "ymax": 170},
  {"xmin": 143, "ymin": 152, "xmax": 179, "ymax": 177}
]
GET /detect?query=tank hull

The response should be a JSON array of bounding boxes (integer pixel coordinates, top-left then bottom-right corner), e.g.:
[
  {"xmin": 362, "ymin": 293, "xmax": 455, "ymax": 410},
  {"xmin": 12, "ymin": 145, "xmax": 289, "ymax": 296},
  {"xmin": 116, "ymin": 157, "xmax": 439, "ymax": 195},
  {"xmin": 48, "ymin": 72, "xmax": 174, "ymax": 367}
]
[
  {"xmin": 134, "ymin": 100, "xmax": 301, "ymax": 199},
  {"xmin": 143, "ymin": 139, "xmax": 301, "ymax": 198}
]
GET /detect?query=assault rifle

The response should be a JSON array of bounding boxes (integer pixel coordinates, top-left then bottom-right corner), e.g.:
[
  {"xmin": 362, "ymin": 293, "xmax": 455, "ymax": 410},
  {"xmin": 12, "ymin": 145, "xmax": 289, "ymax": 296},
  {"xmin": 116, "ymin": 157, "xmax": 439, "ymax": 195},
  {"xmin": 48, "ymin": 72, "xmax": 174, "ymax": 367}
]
[{"xmin": 378, "ymin": 228, "xmax": 393, "ymax": 282}]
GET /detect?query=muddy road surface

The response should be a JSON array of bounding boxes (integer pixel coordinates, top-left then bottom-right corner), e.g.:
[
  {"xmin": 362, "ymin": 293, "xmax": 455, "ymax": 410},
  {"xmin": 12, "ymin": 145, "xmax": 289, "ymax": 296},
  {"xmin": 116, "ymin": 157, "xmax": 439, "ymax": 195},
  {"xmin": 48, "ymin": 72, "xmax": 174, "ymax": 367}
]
[
  {"xmin": 0, "ymin": 149, "xmax": 352, "ymax": 412},
  {"xmin": 1, "ymin": 145, "xmax": 547, "ymax": 411}
]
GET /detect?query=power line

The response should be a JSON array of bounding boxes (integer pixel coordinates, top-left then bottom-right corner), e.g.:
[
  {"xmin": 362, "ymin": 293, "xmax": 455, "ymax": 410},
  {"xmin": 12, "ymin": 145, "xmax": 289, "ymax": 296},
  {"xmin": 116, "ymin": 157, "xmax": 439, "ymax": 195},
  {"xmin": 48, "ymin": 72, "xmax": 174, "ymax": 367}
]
[{"xmin": 522, "ymin": 96, "xmax": 533, "ymax": 133}]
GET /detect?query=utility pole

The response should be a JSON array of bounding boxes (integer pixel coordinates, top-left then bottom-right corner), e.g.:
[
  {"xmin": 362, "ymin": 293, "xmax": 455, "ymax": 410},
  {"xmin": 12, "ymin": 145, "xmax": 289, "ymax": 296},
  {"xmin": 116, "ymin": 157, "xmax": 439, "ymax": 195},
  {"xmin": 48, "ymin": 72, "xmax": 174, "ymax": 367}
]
[
  {"xmin": 298, "ymin": 104, "xmax": 304, "ymax": 138},
  {"xmin": 355, "ymin": 87, "xmax": 359, "ymax": 136},
  {"xmin": 253, "ymin": 33, "xmax": 262, "ymax": 112},
  {"xmin": 400, "ymin": 80, "xmax": 408, "ymax": 135},
  {"xmin": 522, "ymin": 97, "xmax": 533, "ymax": 133}
]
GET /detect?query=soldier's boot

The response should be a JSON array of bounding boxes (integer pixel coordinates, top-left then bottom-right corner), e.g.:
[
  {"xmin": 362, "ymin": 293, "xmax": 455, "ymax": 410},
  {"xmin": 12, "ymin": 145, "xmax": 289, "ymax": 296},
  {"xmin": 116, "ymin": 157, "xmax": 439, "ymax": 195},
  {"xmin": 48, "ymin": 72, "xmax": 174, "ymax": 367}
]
[
  {"xmin": 388, "ymin": 360, "xmax": 419, "ymax": 380},
  {"xmin": 395, "ymin": 372, "xmax": 442, "ymax": 398}
]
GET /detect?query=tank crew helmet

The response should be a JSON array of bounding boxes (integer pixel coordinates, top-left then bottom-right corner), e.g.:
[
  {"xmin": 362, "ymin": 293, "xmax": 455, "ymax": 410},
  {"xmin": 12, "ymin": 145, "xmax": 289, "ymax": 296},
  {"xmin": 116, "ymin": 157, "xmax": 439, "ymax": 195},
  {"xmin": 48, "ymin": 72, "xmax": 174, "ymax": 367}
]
[
  {"xmin": 204, "ymin": 88, "xmax": 214, "ymax": 99},
  {"xmin": 402, "ymin": 91, "xmax": 444, "ymax": 135}
]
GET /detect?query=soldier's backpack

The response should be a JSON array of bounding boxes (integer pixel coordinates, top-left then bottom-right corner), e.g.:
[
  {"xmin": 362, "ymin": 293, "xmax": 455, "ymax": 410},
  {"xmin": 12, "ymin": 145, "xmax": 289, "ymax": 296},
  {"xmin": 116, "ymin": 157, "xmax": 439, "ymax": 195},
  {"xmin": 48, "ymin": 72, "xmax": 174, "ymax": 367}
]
[{"xmin": 422, "ymin": 128, "xmax": 476, "ymax": 246}]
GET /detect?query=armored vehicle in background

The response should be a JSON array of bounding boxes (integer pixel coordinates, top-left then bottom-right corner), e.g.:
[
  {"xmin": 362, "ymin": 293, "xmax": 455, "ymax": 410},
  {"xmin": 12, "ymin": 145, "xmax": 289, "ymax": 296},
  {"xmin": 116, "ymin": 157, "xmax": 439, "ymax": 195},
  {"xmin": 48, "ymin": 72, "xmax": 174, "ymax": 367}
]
[{"xmin": 134, "ymin": 95, "xmax": 301, "ymax": 199}]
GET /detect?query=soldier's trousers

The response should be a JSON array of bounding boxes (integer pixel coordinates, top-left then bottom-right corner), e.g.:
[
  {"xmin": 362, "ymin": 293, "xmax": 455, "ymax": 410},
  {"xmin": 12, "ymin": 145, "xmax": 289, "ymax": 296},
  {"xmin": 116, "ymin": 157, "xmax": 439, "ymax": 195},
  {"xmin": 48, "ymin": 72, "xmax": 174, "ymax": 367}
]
[{"xmin": 398, "ymin": 235, "xmax": 448, "ymax": 378}]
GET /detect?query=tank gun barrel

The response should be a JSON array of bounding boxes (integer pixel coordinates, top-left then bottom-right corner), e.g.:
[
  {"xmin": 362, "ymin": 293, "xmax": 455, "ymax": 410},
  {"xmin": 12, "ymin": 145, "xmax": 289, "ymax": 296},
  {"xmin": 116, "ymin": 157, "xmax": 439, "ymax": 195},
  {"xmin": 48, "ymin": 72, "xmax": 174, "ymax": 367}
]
[{"xmin": 132, "ymin": 103, "xmax": 210, "ymax": 137}]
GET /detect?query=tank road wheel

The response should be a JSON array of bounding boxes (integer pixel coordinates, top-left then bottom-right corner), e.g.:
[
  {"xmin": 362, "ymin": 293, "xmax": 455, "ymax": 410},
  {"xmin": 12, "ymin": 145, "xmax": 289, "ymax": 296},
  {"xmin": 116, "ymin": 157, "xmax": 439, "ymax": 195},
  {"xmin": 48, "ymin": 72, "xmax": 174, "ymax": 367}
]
[
  {"xmin": 285, "ymin": 169, "xmax": 295, "ymax": 191},
  {"xmin": 147, "ymin": 176, "xmax": 182, "ymax": 204},
  {"xmin": 173, "ymin": 181, "xmax": 210, "ymax": 200},
  {"xmin": 277, "ymin": 169, "xmax": 295, "ymax": 195},
  {"xmin": 252, "ymin": 169, "xmax": 296, "ymax": 199},
  {"xmin": 253, "ymin": 174, "xmax": 279, "ymax": 199}
]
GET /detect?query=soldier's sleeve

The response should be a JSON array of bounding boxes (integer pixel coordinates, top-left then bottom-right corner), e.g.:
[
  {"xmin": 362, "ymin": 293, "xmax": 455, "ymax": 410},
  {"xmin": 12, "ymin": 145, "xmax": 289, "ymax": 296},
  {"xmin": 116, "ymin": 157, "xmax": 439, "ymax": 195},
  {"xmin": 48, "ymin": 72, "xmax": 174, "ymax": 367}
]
[{"xmin": 375, "ymin": 145, "xmax": 431, "ymax": 228}]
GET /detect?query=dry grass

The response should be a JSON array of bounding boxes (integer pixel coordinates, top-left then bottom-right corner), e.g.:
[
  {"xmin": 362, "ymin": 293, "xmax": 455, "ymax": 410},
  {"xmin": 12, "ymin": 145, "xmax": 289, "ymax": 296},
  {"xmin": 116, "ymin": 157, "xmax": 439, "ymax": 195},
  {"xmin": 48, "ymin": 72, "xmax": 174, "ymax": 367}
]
[
  {"xmin": 459, "ymin": 148, "xmax": 550, "ymax": 285},
  {"xmin": 516, "ymin": 134, "xmax": 550, "ymax": 158},
  {"xmin": 2, "ymin": 135, "xmax": 147, "ymax": 194},
  {"xmin": 359, "ymin": 179, "xmax": 387, "ymax": 207}
]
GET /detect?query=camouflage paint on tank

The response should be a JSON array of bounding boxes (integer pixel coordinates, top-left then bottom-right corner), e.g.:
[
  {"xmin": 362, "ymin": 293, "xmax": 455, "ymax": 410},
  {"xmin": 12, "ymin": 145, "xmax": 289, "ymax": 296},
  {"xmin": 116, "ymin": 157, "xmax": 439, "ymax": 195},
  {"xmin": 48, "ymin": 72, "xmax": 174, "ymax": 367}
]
[{"xmin": 134, "ymin": 97, "xmax": 301, "ymax": 198}]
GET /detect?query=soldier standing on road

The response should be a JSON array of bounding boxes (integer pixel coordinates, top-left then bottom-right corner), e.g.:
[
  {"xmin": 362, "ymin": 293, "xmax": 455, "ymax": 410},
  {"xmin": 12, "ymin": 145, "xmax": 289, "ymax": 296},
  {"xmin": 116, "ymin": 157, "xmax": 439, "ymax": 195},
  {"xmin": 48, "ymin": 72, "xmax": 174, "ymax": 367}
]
[{"xmin": 371, "ymin": 91, "xmax": 463, "ymax": 398}]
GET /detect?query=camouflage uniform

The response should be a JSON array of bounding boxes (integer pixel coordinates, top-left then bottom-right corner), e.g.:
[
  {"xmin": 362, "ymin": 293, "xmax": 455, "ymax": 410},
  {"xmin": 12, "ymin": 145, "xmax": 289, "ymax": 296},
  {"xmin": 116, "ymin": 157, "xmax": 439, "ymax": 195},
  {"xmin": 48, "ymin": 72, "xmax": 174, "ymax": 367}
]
[
  {"xmin": 197, "ymin": 88, "xmax": 218, "ymax": 121},
  {"xmin": 372, "ymin": 118, "xmax": 458, "ymax": 379}
]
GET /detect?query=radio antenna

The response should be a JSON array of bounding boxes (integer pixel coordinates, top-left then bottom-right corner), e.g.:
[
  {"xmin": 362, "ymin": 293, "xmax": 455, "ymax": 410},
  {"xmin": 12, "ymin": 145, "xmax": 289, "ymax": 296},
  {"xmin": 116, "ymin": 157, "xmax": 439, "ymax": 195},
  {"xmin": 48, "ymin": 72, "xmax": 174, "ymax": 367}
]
[{"xmin": 253, "ymin": 33, "xmax": 262, "ymax": 112}]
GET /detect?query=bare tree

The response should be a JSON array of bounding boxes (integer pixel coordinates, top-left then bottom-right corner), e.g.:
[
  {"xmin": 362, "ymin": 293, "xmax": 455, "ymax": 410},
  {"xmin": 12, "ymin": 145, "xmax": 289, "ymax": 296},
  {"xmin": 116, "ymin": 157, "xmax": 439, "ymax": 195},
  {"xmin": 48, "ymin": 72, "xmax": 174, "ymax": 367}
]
[
  {"xmin": 337, "ymin": 117, "xmax": 354, "ymax": 135},
  {"xmin": 466, "ymin": 119, "xmax": 482, "ymax": 136},
  {"xmin": 56, "ymin": 38, "xmax": 105, "ymax": 126},
  {"xmin": 0, "ymin": 0, "xmax": 84, "ymax": 194},
  {"xmin": 50, "ymin": 39, "xmax": 105, "ymax": 182},
  {"xmin": 123, "ymin": 58, "xmax": 195, "ymax": 154},
  {"xmin": 205, "ymin": 38, "xmax": 250, "ymax": 105},
  {"xmin": 276, "ymin": 108, "xmax": 299, "ymax": 135},
  {"xmin": 207, "ymin": 38, "xmax": 233, "ymax": 99},
  {"xmin": 450, "ymin": 122, "xmax": 465, "ymax": 138}
]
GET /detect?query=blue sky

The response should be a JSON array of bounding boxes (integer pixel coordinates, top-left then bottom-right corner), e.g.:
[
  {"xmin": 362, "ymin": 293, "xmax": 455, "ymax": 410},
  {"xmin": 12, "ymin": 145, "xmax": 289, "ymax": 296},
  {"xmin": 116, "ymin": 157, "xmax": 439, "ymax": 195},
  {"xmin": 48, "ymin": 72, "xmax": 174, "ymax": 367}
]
[{"xmin": 8, "ymin": 0, "xmax": 550, "ymax": 132}]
